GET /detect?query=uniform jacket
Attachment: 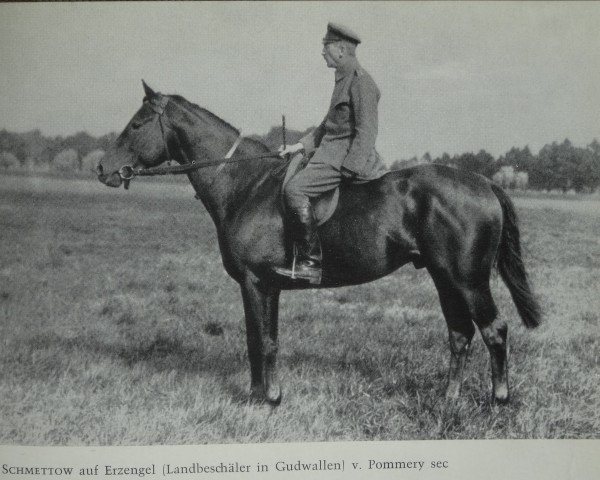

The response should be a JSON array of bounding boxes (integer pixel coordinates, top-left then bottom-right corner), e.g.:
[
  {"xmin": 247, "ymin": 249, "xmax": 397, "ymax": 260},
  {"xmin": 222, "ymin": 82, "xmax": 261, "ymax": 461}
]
[{"xmin": 300, "ymin": 57, "xmax": 387, "ymax": 180}]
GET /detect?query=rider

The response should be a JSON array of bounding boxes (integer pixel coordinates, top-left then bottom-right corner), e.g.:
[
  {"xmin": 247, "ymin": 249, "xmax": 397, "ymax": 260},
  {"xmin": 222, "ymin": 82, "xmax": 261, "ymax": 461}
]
[{"xmin": 274, "ymin": 22, "xmax": 387, "ymax": 283}]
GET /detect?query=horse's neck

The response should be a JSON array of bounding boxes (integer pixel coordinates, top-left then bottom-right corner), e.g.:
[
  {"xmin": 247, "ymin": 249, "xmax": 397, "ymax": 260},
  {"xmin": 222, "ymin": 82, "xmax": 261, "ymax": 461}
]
[{"xmin": 178, "ymin": 117, "xmax": 272, "ymax": 227}]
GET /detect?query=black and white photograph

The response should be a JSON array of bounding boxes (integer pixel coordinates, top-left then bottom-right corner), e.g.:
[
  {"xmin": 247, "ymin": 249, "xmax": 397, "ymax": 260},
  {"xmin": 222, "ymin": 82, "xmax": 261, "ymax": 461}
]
[{"xmin": 0, "ymin": 2, "xmax": 598, "ymax": 474}]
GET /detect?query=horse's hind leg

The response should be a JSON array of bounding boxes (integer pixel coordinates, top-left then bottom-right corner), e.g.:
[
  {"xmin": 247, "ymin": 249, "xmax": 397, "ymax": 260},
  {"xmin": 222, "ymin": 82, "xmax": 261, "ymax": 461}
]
[
  {"xmin": 467, "ymin": 286, "xmax": 509, "ymax": 403},
  {"xmin": 430, "ymin": 273, "xmax": 476, "ymax": 400},
  {"xmin": 436, "ymin": 277, "xmax": 509, "ymax": 404}
]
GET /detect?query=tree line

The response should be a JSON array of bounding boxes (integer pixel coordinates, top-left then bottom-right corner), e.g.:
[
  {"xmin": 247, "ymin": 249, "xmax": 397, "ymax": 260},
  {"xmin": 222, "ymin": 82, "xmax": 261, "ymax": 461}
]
[
  {"xmin": 0, "ymin": 129, "xmax": 116, "ymax": 172},
  {"xmin": 1, "ymin": 127, "xmax": 599, "ymax": 192},
  {"xmin": 390, "ymin": 139, "xmax": 600, "ymax": 193}
]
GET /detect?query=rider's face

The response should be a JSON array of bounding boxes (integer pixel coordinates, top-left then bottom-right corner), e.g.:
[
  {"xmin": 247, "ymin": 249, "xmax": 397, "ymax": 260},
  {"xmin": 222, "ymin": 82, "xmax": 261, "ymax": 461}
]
[{"xmin": 322, "ymin": 42, "xmax": 343, "ymax": 68}]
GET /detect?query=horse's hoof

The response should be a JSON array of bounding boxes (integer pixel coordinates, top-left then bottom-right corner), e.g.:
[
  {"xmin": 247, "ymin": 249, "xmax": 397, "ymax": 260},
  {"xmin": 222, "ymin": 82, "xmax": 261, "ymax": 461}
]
[
  {"xmin": 247, "ymin": 385, "xmax": 281, "ymax": 406},
  {"xmin": 492, "ymin": 394, "xmax": 510, "ymax": 405},
  {"xmin": 248, "ymin": 386, "xmax": 265, "ymax": 403},
  {"xmin": 266, "ymin": 386, "xmax": 282, "ymax": 406},
  {"xmin": 492, "ymin": 385, "xmax": 509, "ymax": 405}
]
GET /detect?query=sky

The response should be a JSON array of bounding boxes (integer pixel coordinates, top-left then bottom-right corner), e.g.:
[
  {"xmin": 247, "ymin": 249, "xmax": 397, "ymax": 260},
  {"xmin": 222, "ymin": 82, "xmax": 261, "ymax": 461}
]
[{"xmin": 1, "ymin": 1, "xmax": 599, "ymax": 163}]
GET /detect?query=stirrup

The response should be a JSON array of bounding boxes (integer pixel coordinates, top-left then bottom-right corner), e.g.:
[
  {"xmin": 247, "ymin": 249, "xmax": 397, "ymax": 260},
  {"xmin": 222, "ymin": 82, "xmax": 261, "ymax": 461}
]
[
  {"xmin": 273, "ymin": 264, "xmax": 322, "ymax": 285},
  {"xmin": 273, "ymin": 243, "xmax": 322, "ymax": 284}
]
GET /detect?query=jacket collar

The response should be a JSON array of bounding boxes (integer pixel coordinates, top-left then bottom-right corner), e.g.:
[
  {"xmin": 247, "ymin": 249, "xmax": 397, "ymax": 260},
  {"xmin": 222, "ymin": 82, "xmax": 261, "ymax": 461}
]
[{"xmin": 335, "ymin": 56, "xmax": 359, "ymax": 82}]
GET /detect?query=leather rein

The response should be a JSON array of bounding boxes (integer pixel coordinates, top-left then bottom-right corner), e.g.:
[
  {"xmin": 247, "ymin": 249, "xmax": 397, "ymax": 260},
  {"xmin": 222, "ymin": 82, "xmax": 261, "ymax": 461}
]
[{"xmin": 117, "ymin": 95, "xmax": 282, "ymax": 182}]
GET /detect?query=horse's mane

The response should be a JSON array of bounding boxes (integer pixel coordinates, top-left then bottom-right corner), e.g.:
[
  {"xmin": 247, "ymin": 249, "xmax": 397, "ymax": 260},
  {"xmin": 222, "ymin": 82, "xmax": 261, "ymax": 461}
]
[{"xmin": 169, "ymin": 94, "xmax": 270, "ymax": 153}]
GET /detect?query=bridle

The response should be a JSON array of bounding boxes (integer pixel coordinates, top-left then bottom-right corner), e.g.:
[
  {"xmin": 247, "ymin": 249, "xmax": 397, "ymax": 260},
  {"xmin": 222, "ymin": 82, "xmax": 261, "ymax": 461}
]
[{"xmin": 116, "ymin": 95, "xmax": 281, "ymax": 185}]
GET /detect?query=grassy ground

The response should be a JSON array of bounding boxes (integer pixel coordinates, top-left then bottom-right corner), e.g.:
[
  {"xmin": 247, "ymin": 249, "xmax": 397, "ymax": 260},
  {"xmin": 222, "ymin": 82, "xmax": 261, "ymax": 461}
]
[{"xmin": 0, "ymin": 174, "xmax": 599, "ymax": 445}]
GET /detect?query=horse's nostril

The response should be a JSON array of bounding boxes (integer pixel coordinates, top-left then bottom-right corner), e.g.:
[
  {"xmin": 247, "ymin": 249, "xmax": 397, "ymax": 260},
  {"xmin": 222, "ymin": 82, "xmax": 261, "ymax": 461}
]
[{"xmin": 96, "ymin": 164, "xmax": 104, "ymax": 175}]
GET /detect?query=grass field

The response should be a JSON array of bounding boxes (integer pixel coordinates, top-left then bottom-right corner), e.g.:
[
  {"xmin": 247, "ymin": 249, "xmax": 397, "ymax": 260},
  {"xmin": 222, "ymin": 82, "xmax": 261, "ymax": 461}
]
[{"xmin": 1, "ymin": 173, "xmax": 599, "ymax": 445}]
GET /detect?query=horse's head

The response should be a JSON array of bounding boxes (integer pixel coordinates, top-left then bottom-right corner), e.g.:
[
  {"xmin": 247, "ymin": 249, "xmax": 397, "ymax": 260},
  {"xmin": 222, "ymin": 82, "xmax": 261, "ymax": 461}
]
[{"xmin": 97, "ymin": 81, "xmax": 174, "ymax": 188}]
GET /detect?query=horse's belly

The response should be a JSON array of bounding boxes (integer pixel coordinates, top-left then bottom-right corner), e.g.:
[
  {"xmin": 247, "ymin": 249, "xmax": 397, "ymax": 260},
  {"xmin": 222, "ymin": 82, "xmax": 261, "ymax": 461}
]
[{"xmin": 320, "ymin": 243, "xmax": 412, "ymax": 287}]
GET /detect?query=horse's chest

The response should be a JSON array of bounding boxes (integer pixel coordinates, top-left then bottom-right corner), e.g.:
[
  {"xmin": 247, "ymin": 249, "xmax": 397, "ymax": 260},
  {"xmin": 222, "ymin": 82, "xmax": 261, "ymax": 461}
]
[{"xmin": 221, "ymin": 217, "xmax": 285, "ymax": 267}]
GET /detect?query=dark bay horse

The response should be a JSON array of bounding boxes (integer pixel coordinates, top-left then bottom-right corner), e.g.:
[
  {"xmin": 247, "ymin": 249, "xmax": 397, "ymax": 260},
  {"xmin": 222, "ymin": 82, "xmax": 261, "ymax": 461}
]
[{"xmin": 98, "ymin": 82, "xmax": 540, "ymax": 406}]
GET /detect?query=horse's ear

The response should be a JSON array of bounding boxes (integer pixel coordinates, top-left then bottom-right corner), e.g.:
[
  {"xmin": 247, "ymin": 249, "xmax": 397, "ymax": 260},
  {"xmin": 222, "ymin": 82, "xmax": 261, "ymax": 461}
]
[{"xmin": 142, "ymin": 80, "xmax": 156, "ymax": 99}]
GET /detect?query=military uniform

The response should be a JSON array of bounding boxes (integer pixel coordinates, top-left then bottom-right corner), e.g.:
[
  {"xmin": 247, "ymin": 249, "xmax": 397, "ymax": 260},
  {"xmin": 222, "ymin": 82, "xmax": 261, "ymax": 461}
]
[
  {"xmin": 284, "ymin": 56, "xmax": 386, "ymax": 211},
  {"xmin": 275, "ymin": 23, "xmax": 386, "ymax": 283}
]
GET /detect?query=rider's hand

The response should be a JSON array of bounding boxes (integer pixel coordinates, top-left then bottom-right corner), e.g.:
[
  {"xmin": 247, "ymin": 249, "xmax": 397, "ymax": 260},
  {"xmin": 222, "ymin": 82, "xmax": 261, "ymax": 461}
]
[{"xmin": 278, "ymin": 142, "xmax": 304, "ymax": 157}]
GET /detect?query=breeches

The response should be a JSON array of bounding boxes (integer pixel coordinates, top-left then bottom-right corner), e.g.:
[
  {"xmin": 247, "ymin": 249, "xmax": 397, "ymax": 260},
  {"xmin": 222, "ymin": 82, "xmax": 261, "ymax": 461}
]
[{"xmin": 283, "ymin": 161, "xmax": 343, "ymax": 211}]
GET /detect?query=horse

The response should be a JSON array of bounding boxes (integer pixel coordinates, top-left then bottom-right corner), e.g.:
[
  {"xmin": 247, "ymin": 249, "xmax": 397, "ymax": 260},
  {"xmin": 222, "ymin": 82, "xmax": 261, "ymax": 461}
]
[{"xmin": 97, "ymin": 82, "xmax": 540, "ymax": 406}]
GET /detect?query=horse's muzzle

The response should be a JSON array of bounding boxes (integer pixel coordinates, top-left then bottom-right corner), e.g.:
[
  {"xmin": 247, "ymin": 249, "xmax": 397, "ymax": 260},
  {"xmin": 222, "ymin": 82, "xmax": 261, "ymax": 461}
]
[{"xmin": 97, "ymin": 171, "xmax": 123, "ymax": 188}]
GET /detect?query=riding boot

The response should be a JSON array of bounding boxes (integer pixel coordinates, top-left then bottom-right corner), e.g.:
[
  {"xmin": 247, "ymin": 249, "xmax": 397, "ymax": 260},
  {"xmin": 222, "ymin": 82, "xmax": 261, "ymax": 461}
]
[{"xmin": 273, "ymin": 204, "xmax": 322, "ymax": 284}]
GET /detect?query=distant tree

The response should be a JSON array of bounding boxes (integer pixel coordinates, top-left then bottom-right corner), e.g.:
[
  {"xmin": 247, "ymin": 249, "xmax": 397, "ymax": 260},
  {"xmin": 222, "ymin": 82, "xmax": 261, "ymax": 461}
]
[
  {"xmin": 40, "ymin": 140, "xmax": 63, "ymax": 167},
  {"xmin": 588, "ymin": 138, "xmax": 600, "ymax": 155},
  {"xmin": 474, "ymin": 149, "xmax": 497, "ymax": 178},
  {"xmin": 499, "ymin": 145, "xmax": 534, "ymax": 172},
  {"xmin": 572, "ymin": 143, "xmax": 600, "ymax": 192},
  {"xmin": 534, "ymin": 139, "xmax": 578, "ymax": 191},
  {"xmin": 432, "ymin": 152, "xmax": 453, "ymax": 167},
  {"xmin": 0, "ymin": 151, "xmax": 20, "ymax": 170},
  {"xmin": 527, "ymin": 145, "xmax": 550, "ymax": 190},
  {"xmin": 20, "ymin": 130, "xmax": 52, "ymax": 166},
  {"xmin": 62, "ymin": 131, "xmax": 97, "ymax": 162},
  {"xmin": 390, "ymin": 156, "xmax": 418, "ymax": 170},
  {"xmin": 23, "ymin": 157, "xmax": 36, "ymax": 171},
  {"xmin": 439, "ymin": 152, "xmax": 452, "ymax": 164},
  {"xmin": 440, "ymin": 149, "xmax": 496, "ymax": 178},
  {"xmin": 0, "ymin": 130, "xmax": 27, "ymax": 163},
  {"xmin": 53, "ymin": 149, "xmax": 79, "ymax": 171},
  {"xmin": 17, "ymin": 130, "xmax": 117, "ymax": 169},
  {"xmin": 584, "ymin": 139, "xmax": 600, "ymax": 191}
]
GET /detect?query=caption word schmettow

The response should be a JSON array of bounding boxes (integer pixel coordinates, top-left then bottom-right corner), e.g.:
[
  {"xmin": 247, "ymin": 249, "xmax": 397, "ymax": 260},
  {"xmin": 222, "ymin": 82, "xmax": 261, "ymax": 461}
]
[{"xmin": 2, "ymin": 459, "xmax": 449, "ymax": 477}]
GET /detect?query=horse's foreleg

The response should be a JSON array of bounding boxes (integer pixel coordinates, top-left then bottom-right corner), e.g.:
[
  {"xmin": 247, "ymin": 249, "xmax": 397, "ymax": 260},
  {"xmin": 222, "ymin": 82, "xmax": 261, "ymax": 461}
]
[
  {"xmin": 240, "ymin": 274, "xmax": 281, "ymax": 405},
  {"xmin": 241, "ymin": 283, "xmax": 263, "ymax": 399}
]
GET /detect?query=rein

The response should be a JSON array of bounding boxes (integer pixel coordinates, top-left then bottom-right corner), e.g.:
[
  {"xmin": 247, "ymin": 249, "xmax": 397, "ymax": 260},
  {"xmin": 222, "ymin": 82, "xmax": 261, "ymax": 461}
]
[
  {"xmin": 117, "ymin": 95, "xmax": 282, "ymax": 181},
  {"xmin": 118, "ymin": 151, "xmax": 282, "ymax": 179}
]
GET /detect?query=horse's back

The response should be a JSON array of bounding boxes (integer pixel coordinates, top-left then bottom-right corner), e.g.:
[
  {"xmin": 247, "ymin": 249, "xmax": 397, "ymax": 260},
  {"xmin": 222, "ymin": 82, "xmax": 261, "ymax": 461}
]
[
  {"xmin": 336, "ymin": 164, "xmax": 502, "ymax": 221},
  {"xmin": 370, "ymin": 163, "xmax": 496, "ymax": 196}
]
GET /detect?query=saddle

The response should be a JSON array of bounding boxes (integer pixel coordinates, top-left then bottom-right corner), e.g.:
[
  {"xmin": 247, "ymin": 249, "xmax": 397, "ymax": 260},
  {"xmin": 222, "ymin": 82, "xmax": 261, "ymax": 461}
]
[{"xmin": 280, "ymin": 154, "xmax": 340, "ymax": 226}]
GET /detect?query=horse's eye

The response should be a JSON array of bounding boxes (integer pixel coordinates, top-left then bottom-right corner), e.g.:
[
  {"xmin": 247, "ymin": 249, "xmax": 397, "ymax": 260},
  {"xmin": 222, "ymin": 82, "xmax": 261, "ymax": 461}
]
[{"xmin": 131, "ymin": 121, "xmax": 143, "ymax": 130}]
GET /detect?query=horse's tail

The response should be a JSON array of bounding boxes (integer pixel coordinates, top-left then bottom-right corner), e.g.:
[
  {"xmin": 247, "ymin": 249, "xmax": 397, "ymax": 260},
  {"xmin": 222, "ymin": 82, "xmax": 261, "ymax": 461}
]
[{"xmin": 491, "ymin": 183, "xmax": 541, "ymax": 329}]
